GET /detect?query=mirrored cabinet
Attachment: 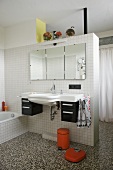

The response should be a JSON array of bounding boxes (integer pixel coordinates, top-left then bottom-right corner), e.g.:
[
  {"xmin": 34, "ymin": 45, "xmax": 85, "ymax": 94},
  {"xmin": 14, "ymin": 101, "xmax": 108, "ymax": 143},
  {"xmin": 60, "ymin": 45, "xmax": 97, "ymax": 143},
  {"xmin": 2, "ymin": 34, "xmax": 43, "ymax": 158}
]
[
  {"xmin": 30, "ymin": 43, "xmax": 86, "ymax": 80},
  {"xmin": 47, "ymin": 47, "xmax": 64, "ymax": 79},
  {"xmin": 30, "ymin": 49, "xmax": 46, "ymax": 80},
  {"xmin": 65, "ymin": 44, "xmax": 86, "ymax": 79}
]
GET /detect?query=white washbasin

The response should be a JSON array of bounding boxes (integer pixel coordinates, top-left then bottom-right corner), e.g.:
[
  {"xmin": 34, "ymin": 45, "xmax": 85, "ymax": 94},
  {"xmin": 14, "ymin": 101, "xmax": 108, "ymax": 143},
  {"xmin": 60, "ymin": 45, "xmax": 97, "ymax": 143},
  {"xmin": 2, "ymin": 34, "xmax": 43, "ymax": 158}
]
[
  {"xmin": 60, "ymin": 93, "xmax": 84, "ymax": 102},
  {"xmin": 28, "ymin": 93, "xmax": 60, "ymax": 99},
  {"xmin": 27, "ymin": 92, "xmax": 84, "ymax": 105},
  {"xmin": 28, "ymin": 93, "xmax": 60, "ymax": 106}
]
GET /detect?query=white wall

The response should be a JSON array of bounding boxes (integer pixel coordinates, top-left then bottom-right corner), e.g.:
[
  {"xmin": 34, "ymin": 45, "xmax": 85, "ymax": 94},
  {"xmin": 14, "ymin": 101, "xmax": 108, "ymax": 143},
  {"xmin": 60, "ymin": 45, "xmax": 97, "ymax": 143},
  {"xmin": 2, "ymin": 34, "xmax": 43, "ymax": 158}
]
[
  {"xmin": 96, "ymin": 30, "xmax": 113, "ymax": 38},
  {"xmin": 0, "ymin": 50, "xmax": 5, "ymax": 111},
  {"xmin": 0, "ymin": 18, "xmax": 111, "ymax": 146},
  {"xmin": 0, "ymin": 27, "xmax": 5, "ymax": 111},
  {"xmin": 4, "ymin": 34, "xmax": 99, "ymax": 146},
  {"xmin": 93, "ymin": 35, "xmax": 99, "ymax": 144},
  {"xmin": 4, "ymin": 20, "xmax": 36, "ymax": 49},
  {"xmin": 3, "ymin": 17, "xmax": 113, "ymax": 49},
  {"xmin": 0, "ymin": 27, "xmax": 4, "ymax": 49}
]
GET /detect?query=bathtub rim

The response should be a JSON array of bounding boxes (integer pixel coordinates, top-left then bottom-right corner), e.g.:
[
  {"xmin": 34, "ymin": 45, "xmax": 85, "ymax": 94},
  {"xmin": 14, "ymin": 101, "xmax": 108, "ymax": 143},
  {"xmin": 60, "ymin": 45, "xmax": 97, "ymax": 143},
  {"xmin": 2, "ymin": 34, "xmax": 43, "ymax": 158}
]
[{"xmin": 0, "ymin": 111, "xmax": 23, "ymax": 123}]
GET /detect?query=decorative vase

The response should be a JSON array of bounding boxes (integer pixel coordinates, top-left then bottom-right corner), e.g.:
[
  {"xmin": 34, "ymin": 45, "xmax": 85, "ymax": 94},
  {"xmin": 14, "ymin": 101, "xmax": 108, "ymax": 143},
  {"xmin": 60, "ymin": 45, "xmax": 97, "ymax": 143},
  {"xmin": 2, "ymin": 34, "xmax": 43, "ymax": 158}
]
[
  {"xmin": 53, "ymin": 31, "xmax": 62, "ymax": 40},
  {"xmin": 66, "ymin": 26, "xmax": 75, "ymax": 37},
  {"xmin": 43, "ymin": 32, "xmax": 52, "ymax": 41}
]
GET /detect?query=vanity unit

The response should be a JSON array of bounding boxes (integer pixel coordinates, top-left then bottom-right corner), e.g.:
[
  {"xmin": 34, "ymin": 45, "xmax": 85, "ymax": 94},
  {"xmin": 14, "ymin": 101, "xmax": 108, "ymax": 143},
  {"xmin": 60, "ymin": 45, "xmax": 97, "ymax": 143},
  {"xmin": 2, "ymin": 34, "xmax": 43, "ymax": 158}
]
[
  {"xmin": 61, "ymin": 101, "xmax": 79, "ymax": 123},
  {"xmin": 22, "ymin": 98, "xmax": 43, "ymax": 116},
  {"xmin": 22, "ymin": 92, "xmax": 83, "ymax": 123},
  {"xmin": 22, "ymin": 96, "xmax": 79, "ymax": 122}
]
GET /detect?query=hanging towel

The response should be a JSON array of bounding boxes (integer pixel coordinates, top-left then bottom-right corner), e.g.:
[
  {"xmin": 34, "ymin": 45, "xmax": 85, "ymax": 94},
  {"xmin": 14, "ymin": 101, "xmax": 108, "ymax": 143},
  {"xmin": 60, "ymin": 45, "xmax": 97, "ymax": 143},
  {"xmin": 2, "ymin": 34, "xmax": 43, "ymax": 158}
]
[
  {"xmin": 77, "ymin": 99, "xmax": 82, "ymax": 127},
  {"xmin": 77, "ymin": 96, "xmax": 91, "ymax": 128},
  {"xmin": 84, "ymin": 96, "xmax": 91, "ymax": 127}
]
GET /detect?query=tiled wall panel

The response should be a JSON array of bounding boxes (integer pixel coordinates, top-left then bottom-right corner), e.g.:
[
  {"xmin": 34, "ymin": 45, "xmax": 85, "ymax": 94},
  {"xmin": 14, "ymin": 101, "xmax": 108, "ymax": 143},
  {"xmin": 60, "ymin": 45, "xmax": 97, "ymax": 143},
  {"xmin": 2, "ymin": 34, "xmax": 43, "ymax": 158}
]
[
  {"xmin": 0, "ymin": 49, "xmax": 5, "ymax": 111},
  {"xmin": 0, "ymin": 116, "xmax": 28, "ymax": 144},
  {"xmin": 93, "ymin": 36, "xmax": 99, "ymax": 145},
  {"xmin": 4, "ymin": 33, "xmax": 99, "ymax": 146}
]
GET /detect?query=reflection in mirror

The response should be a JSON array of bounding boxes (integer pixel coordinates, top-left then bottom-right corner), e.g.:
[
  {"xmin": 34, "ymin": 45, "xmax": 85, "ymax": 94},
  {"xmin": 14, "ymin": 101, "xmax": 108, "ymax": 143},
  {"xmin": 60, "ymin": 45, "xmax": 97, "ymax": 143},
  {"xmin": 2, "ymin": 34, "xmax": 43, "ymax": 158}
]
[
  {"xmin": 30, "ymin": 50, "xmax": 46, "ymax": 80},
  {"xmin": 65, "ymin": 43, "xmax": 86, "ymax": 79},
  {"xmin": 46, "ymin": 47, "xmax": 64, "ymax": 79}
]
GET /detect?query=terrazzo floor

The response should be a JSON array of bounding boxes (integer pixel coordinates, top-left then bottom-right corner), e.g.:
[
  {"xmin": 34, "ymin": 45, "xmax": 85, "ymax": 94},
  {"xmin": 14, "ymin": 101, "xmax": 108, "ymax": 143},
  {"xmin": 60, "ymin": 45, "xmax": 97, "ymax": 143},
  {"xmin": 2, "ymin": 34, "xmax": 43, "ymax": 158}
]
[{"xmin": 0, "ymin": 121, "xmax": 113, "ymax": 170}]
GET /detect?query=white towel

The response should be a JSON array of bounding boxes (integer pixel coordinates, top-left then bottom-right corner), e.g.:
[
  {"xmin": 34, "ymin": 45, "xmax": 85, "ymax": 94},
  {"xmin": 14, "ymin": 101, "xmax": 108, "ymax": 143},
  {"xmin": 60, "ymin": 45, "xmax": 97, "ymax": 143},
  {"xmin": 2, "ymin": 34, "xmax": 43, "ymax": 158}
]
[
  {"xmin": 77, "ymin": 96, "xmax": 91, "ymax": 128},
  {"xmin": 77, "ymin": 99, "xmax": 82, "ymax": 127}
]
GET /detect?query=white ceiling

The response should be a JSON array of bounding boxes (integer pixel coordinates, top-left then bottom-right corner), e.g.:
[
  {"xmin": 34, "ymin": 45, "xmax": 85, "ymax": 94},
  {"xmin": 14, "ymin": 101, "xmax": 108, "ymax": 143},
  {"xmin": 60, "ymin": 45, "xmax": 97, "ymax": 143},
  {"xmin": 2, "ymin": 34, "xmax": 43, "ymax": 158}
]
[{"xmin": 0, "ymin": 0, "xmax": 113, "ymax": 36}]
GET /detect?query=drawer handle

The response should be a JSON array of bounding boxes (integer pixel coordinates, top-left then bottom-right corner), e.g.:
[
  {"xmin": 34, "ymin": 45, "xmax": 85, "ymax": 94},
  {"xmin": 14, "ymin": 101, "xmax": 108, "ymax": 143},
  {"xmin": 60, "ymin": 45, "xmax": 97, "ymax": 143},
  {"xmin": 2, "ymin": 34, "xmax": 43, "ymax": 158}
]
[
  {"xmin": 22, "ymin": 106, "xmax": 30, "ymax": 109},
  {"xmin": 63, "ymin": 111, "xmax": 73, "ymax": 114},
  {"xmin": 22, "ymin": 100, "xmax": 29, "ymax": 102},
  {"xmin": 62, "ymin": 104, "xmax": 73, "ymax": 106}
]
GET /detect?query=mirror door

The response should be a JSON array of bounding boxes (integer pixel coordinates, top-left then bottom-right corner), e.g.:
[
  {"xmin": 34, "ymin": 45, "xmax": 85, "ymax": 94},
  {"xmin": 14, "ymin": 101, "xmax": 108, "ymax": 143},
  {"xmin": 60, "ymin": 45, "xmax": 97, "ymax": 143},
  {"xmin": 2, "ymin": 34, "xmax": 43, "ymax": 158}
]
[
  {"xmin": 46, "ymin": 47, "xmax": 64, "ymax": 79},
  {"xmin": 65, "ymin": 43, "xmax": 86, "ymax": 79},
  {"xmin": 30, "ymin": 49, "xmax": 46, "ymax": 80}
]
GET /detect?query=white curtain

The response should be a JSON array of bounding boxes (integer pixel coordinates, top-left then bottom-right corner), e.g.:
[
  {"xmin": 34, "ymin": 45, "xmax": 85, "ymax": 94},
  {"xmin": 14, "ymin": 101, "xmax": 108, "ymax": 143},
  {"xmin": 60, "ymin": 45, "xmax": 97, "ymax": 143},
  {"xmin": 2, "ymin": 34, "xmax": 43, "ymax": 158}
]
[{"xmin": 99, "ymin": 47, "xmax": 113, "ymax": 122}]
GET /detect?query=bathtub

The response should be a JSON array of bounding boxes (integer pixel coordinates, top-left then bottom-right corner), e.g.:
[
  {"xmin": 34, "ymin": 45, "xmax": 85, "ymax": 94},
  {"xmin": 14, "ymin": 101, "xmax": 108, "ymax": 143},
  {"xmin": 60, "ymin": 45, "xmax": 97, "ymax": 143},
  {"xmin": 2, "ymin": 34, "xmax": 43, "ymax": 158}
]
[
  {"xmin": 0, "ymin": 112, "xmax": 28, "ymax": 144},
  {"xmin": 0, "ymin": 111, "xmax": 20, "ymax": 123}
]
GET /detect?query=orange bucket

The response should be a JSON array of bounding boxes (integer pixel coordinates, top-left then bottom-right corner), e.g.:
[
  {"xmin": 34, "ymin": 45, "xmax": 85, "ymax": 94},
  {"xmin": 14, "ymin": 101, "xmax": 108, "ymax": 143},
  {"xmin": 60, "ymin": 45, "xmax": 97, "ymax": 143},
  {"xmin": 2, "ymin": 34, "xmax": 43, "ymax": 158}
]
[{"xmin": 57, "ymin": 128, "xmax": 70, "ymax": 150}]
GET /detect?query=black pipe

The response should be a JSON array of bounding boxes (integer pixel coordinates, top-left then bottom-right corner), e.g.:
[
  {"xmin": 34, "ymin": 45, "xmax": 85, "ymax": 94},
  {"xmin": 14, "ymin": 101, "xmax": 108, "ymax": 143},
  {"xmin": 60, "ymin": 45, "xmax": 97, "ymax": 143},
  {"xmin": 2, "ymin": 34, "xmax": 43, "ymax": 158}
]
[{"xmin": 84, "ymin": 8, "xmax": 87, "ymax": 34}]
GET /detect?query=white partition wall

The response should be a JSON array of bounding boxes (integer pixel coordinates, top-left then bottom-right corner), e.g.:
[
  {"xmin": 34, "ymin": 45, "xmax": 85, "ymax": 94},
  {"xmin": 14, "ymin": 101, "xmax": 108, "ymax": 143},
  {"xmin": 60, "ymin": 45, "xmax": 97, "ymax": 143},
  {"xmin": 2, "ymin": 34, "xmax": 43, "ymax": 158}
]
[
  {"xmin": 0, "ymin": 50, "xmax": 5, "ymax": 111},
  {"xmin": 0, "ymin": 27, "xmax": 5, "ymax": 111},
  {"xmin": 4, "ymin": 33, "xmax": 99, "ymax": 146}
]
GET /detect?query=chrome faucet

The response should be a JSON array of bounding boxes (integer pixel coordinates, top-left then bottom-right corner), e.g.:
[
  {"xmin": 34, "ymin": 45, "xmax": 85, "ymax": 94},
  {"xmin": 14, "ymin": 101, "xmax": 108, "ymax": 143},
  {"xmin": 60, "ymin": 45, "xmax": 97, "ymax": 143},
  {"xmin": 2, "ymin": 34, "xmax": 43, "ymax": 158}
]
[{"xmin": 50, "ymin": 83, "xmax": 55, "ymax": 94}]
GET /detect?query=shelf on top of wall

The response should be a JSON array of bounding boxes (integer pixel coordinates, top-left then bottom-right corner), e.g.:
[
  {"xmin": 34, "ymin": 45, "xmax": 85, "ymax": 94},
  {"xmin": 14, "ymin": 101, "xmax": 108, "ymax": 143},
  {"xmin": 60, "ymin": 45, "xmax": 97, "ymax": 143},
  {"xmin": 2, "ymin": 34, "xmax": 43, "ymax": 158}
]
[{"xmin": 37, "ymin": 38, "xmax": 67, "ymax": 46}]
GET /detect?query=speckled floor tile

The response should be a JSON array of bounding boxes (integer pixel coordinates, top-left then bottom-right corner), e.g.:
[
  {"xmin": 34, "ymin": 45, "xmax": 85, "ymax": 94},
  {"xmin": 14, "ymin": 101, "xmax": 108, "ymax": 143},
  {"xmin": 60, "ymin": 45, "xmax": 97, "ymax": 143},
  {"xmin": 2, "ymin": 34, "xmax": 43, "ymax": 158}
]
[
  {"xmin": 0, "ymin": 162, "xmax": 8, "ymax": 170},
  {"xmin": 0, "ymin": 121, "xmax": 113, "ymax": 170}
]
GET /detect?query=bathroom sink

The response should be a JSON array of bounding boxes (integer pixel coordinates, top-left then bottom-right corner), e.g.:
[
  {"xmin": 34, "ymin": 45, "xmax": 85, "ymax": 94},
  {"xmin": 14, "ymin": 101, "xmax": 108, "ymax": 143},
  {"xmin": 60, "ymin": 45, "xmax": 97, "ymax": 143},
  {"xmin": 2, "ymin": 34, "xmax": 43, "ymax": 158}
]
[
  {"xmin": 60, "ymin": 93, "xmax": 84, "ymax": 102},
  {"xmin": 27, "ymin": 92, "xmax": 84, "ymax": 106},
  {"xmin": 28, "ymin": 93, "xmax": 60, "ymax": 106}
]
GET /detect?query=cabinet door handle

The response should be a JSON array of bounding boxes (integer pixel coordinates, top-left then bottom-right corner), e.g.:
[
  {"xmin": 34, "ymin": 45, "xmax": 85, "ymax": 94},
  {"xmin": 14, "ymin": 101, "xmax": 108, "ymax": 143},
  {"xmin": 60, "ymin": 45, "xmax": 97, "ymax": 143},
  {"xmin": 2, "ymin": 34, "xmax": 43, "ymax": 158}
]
[
  {"xmin": 22, "ymin": 100, "xmax": 29, "ymax": 102},
  {"xmin": 63, "ymin": 111, "xmax": 73, "ymax": 114},
  {"xmin": 22, "ymin": 106, "xmax": 30, "ymax": 109},
  {"xmin": 62, "ymin": 104, "xmax": 73, "ymax": 106}
]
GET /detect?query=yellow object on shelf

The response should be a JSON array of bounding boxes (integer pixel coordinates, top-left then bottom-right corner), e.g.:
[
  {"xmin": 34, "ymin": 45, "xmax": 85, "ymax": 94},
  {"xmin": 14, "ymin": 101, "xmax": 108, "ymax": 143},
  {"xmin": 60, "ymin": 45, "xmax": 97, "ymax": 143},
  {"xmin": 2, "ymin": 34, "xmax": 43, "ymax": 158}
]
[{"xmin": 36, "ymin": 18, "xmax": 46, "ymax": 43}]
